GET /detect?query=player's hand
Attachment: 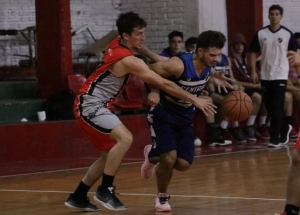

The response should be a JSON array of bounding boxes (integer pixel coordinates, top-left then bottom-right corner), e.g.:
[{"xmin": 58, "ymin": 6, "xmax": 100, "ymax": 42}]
[
  {"xmin": 211, "ymin": 71, "xmax": 235, "ymax": 93},
  {"xmin": 250, "ymin": 72, "xmax": 259, "ymax": 84},
  {"xmin": 201, "ymin": 90, "xmax": 209, "ymax": 96},
  {"xmin": 147, "ymin": 91, "xmax": 160, "ymax": 107},
  {"xmin": 288, "ymin": 50, "xmax": 300, "ymax": 67},
  {"xmin": 194, "ymin": 97, "xmax": 217, "ymax": 116}
]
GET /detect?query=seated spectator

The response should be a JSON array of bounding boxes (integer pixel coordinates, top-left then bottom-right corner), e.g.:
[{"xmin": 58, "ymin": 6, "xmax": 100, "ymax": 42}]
[
  {"xmin": 160, "ymin": 30, "xmax": 183, "ymax": 57},
  {"xmin": 184, "ymin": 37, "xmax": 197, "ymax": 53},
  {"xmin": 210, "ymin": 53, "xmax": 249, "ymax": 143},
  {"xmin": 228, "ymin": 32, "xmax": 269, "ymax": 141},
  {"xmin": 294, "ymin": 32, "xmax": 300, "ymax": 47},
  {"xmin": 287, "ymin": 33, "xmax": 300, "ymax": 139}
]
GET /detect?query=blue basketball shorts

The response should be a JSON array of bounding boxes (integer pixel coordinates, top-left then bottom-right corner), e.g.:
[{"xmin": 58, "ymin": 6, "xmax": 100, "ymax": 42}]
[{"xmin": 147, "ymin": 105, "xmax": 195, "ymax": 164}]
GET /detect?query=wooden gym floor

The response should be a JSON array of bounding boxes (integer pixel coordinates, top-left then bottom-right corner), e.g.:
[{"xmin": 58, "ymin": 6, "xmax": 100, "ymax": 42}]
[{"xmin": 0, "ymin": 139, "xmax": 296, "ymax": 215}]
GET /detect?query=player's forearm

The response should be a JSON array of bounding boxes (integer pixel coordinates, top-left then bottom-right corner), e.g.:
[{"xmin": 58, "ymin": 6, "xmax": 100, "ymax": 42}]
[
  {"xmin": 250, "ymin": 52, "xmax": 257, "ymax": 75},
  {"xmin": 135, "ymin": 45, "xmax": 168, "ymax": 63},
  {"xmin": 160, "ymin": 80, "xmax": 197, "ymax": 103}
]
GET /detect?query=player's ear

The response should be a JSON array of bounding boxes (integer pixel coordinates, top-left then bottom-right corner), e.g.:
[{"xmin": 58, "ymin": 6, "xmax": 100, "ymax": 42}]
[
  {"xmin": 197, "ymin": 47, "xmax": 204, "ymax": 57},
  {"xmin": 122, "ymin": 32, "xmax": 130, "ymax": 41}
]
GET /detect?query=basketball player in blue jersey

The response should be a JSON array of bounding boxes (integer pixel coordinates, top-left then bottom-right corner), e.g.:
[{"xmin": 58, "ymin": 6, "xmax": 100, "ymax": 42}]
[
  {"xmin": 250, "ymin": 4, "xmax": 299, "ymax": 148},
  {"xmin": 137, "ymin": 30, "xmax": 233, "ymax": 212}
]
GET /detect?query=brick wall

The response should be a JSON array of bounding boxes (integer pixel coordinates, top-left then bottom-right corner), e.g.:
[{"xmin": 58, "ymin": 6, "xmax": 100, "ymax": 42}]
[
  {"xmin": 121, "ymin": 0, "xmax": 185, "ymax": 54},
  {"xmin": 0, "ymin": 0, "xmax": 299, "ymax": 67}
]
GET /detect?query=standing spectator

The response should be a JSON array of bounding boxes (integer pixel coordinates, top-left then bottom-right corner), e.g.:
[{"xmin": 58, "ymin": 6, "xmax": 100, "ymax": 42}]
[
  {"xmin": 250, "ymin": 4, "xmax": 299, "ymax": 147},
  {"xmin": 160, "ymin": 31, "xmax": 184, "ymax": 57}
]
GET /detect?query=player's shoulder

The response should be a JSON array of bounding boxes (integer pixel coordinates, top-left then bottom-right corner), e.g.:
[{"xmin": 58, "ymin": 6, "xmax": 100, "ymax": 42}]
[{"xmin": 280, "ymin": 25, "xmax": 294, "ymax": 35}]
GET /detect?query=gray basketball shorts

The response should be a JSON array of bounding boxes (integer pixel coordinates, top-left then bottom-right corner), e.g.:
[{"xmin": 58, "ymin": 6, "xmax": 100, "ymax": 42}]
[{"xmin": 83, "ymin": 107, "xmax": 122, "ymax": 133}]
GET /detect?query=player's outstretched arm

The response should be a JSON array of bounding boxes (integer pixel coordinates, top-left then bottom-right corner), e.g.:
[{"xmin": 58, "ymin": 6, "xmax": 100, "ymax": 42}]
[
  {"xmin": 122, "ymin": 56, "xmax": 217, "ymax": 116},
  {"xmin": 210, "ymin": 68, "xmax": 234, "ymax": 93},
  {"xmin": 134, "ymin": 44, "xmax": 168, "ymax": 63}
]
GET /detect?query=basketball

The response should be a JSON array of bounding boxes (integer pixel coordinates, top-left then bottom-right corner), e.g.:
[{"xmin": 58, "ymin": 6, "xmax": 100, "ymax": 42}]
[{"xmin": 222, "ymin": 91, "xmax": 253, "ymax": 121}]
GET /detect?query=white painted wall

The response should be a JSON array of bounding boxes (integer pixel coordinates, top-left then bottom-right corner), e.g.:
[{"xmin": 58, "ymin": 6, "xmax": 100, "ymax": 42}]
[{"xmin": 0, "ymin": 0, "xmax": 299, "ymax": 66}]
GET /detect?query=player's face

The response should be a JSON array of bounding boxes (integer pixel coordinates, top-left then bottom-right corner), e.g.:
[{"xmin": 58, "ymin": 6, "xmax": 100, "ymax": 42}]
[
  {"xmin": 169, "ymin": 36, "xmax": 183, "ymax": 55},
  {"xmin": 185, "ymin": 44, "xmax": 196, "ymax": 52},
  {"xmin": 199, "ymin": 47, "xmax": 222, "ymax": 67},
  {"xmin": 126, "ymin": 27, "xmax": 146, "ymax": 49},
  {"xmin": 268, "ymin": 9, "xmax": 282, "ymax": 25},
  {"xmin": 233, "ymin": 42, "xmax": 244, "ymax": 54}
]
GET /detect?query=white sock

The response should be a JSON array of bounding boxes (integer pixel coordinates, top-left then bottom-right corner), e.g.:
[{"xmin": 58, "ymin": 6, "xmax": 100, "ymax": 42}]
[
  {"xmin": 258, "ymin": 116, "xmax": 267, "ymax": 126},
  {"xmin": 247, "ymin": 115, "xmax": 256, "ymax": 126},
  {"xmin": 220, "ymin": 120, "xmax": 229, "ymax": 129},
  {"xmin": 232, "ymin": 121, "xmax": 239, "ymax": 128}
]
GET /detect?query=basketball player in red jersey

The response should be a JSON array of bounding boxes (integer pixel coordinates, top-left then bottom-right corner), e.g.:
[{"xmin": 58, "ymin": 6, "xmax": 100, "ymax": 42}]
[
  {"xmin": 64, "ymin": 12, "xmax": 232, "ymax": 212},
  {"xmin": 280, "ymin": 50, "xmax": 300, "ymax": 215}
]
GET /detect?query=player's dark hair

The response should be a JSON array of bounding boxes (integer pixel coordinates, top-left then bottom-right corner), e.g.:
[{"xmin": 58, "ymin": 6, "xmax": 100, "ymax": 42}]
[
  {"xmin": 185, "ymin": 37, "xmax": 197, "ymax": 47},
  {"xmin": 269, "ymin": 4, "xmax": 283, "ymax": 15},
  {"xmin": 168, "ymin": 30, "xmax": 183, "ymax": 42},
  {"xmin": 116, "ymin": 11, "xmax": 147, "ymax": 38},
  {"xmin": 294, "ymin": 32, "xmax": 300, "ymax": 39},
  {"xmin": 196, "ymin": 30, "xmax": 226, "ymax": 51}
]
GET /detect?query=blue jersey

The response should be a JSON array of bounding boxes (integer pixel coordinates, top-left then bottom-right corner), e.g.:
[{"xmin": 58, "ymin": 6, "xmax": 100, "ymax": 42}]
[
  {"xmin": 214, "ymin": 54, "xmax": 230, "ymax": 77},
  {"xmin": 154, "ymin": 52, "xmax": 211, "ymax": 122}
]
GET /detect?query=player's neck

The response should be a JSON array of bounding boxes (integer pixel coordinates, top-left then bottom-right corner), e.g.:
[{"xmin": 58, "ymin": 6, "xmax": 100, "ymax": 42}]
[
  {"xmin": 120, "ymin": 39, "xmax": 133, "ymax": 52},
  {"xmin": 269, "ymin": 23, "xmax": 280, "ymax": 32},
  {"xmin": 193, "ymin": 53, "xmax": 206, "ymax": 73}
]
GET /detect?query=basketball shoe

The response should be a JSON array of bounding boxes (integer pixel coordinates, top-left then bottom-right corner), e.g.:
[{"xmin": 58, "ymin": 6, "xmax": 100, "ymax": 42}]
[
  {"xmin": 208, "ymin": 124, "xmax": 232, "ymax": 146},
  {"xmin": 65, "ymin": 193, "xmax": 100, "ymax": 211},
  {"xmin": 256, "ymin": 124, "xmax": 270, "ymax": 140},
  {"xmin": 280, "ymin": 124, "xmax": 292, "ymax": 145},
  {"xmin": 155, "ymin": 193, "xmax": 171, "ymax": 212},
  {"xmin": 290, "ymin": 127, "xmax": 299, "ymax": 139},
  {"xmin": 229, "ymin": 127, "xmax": 247, "ymax": 143},
  {"xmin": 141, "ymin": 144, "xmax": 157, "ymax": 180},
  {"xmin": 268, "ymin": 138, "xmax": 281, "ymax": 148},
  {"xmin": 94, "ymin": 185, "xmax": 127, "ymax": 211},
  {"xmin": 243, "ymin": 125, "xmax": 257, "ymax": 141}
]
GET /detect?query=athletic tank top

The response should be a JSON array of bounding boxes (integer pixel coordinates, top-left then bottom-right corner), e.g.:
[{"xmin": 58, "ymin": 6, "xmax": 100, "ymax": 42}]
[
  {"xmin": 157, "ymin": 52, "xmax": 211, "ymax": 122},
  {"xmin": 77, "ymin": 37, "xmax": 133, "ymax": 118},
  {"xmin": 214, "ymin": 53, "xmax": 230, "ymax": 77}
]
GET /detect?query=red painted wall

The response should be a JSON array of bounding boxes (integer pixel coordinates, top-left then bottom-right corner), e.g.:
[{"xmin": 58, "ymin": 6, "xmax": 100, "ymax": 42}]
[
  {"xmin": 226, "ymin": 0, "xmax": 263, "ymax": 47},
  {"xmin": 35, "ymin": 0, "xmax": 73, "ymax": 99},
  {"xmin": 0, "ymin": 115, "xmax": 152, "ymax": 176}
]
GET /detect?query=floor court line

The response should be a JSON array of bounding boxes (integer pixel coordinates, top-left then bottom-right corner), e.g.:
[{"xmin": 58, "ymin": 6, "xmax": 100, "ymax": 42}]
[
  {"xmin": 0, "ymin": 146, "xmax": 292, "ymax": 179},
  {"xmin": 0, "ymin": 189, "xmax": 285, "ymax": 202}
]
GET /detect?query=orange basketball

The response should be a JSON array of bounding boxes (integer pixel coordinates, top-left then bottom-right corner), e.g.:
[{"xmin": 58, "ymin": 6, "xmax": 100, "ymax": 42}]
[{"xmin": 222, "ymin": 91, "xmax": 253, "ymax": 121}]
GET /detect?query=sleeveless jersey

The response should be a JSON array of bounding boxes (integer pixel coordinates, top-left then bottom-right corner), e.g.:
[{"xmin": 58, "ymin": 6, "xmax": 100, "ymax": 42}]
[
  {"xmin": 75, "ymin": 37, "xmax": 133, "ymax": 118},
  {"xmin": 157, "ymin": 52, "xmax": 211, "ymax": 122},
  {"xmin": 214, "ymin": 53, "xmax": 230, "ymax": 77}
]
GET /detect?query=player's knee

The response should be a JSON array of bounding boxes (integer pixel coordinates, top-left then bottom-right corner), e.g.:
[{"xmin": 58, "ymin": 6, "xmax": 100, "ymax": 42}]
[
  {"xmin": 285, "ymin": 91, "xmax": 293, "ymax": 104},
  {"xmin": 120, "ymin": 132, "xmax": 133, "ymax": 149},
  {"xmin": 160, "ymin": 151, "xmax": 177, "ymax": 166},
  {"xmin": 251, "ymin": 92, "xmax": 261, "ymax": 106},
  {"xmin": 174, "ymin": 159, "xmax": 191, "ymax": 171}
]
